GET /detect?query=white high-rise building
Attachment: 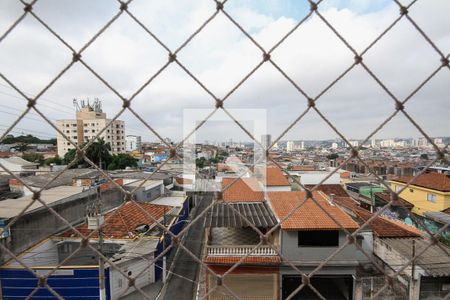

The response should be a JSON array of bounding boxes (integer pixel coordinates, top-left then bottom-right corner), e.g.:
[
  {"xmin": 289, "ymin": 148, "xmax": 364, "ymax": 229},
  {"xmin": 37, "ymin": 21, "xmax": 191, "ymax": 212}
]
[
  {"xmin": 349, "ymin": 140, "xmax": 359, "ymax": 147},
  {"xmin": 331, "ymin": 142, "xmax": 338, "ymax": 149},
  {"xmin": 286, "ymin": 140, "xmax": 294, "ymax": 152},
  {"xmin": 126, "ymin": 135, "xmax": 142, "ymax": 152},
  {"xmin": 300, "ymin": 141, "xmax": 305, "ymax": 150},
  {"xmin": 380, "ymin": 139, "xmax": 395, "ymax": 148},
  {"xmin": 261, "ymin": 134, "xmax": 272, "ymax": 150},
  {"xmin": 56, "ymin": 99, "xmax": 125, "ymax": 157},
  {"xmin": 371, "ymin": 138, "xmax": 376, "ymax": 148}
]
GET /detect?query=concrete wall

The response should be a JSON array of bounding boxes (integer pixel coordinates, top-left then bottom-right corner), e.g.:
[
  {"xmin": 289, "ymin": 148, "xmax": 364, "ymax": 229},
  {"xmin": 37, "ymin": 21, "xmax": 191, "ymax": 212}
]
[
  {"xmin": 0, "ymin": 188, "xmax": 124, "ymax": 264},
  {"xmin": 280, "ymin": 230, "xmax": 360, "ymax": 264},
  {"xmin": 132, "ymin": 184, "xmax": 163, "ymax": 202}
]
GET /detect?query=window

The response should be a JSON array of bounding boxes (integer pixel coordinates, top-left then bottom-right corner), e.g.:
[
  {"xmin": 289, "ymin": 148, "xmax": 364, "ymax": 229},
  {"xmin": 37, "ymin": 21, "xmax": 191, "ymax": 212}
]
[
  {"xmin": 427, "ymin": 193, "xmax": 436, "ymax": 203},
  {"xmin": 298, "ymin": 230, "xmax": 339, "ymax": 247}
]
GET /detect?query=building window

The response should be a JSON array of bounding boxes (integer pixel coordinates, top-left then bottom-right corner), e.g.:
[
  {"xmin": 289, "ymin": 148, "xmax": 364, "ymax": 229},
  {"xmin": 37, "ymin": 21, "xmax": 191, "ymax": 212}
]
[
  {"xmin": 298, "ymin": 230, "xmax": 339, "ymax": 247},
  {"xmin": 427, "ymin": 193, "xmax": 436, "ymax": 203}
]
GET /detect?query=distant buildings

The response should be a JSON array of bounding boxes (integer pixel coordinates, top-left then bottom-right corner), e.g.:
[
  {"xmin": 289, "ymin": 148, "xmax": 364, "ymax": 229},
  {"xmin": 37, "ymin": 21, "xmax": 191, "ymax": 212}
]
[
  {"xmin": 261, "ymin": 134, "xmax": 271, "ymax": 150},
  {"xmin": 286, "ymin": 140, "xmax": 294, "ymax": 152},
  {"xmin": 349, "ymin": 140, "xmax": 359, "ymax": 147},
  {"xmin": 125, "ymin": 135, "xmax": 142, "ymax": 152},
  {"xmin": 56, "ymin": 99, "xmax": 125, "ymax": 157},
  {"xmin": 380, "ymin": 139, "xmax": 395, "ymax": 148}
]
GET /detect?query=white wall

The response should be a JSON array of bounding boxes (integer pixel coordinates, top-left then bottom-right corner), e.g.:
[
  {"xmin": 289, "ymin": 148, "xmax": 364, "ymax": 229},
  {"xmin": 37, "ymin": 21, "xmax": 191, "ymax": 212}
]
[
  {"xmin": 265, "ymin": 186, "xmax": 291, "ymax": 192},
  {"xmin": 109, "ymin": 253, "xmax": 155, "ymax": 300},
  {"xmin": 288, "ymin": 172, "xmax": 340, "ymax": 185}
]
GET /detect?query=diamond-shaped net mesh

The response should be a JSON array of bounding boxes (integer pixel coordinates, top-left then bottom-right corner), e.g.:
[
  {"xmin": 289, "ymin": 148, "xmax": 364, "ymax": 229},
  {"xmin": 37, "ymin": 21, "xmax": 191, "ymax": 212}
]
[{"xmin": 0, "ymin": 0, "xmax": 449, "ymax": 299}]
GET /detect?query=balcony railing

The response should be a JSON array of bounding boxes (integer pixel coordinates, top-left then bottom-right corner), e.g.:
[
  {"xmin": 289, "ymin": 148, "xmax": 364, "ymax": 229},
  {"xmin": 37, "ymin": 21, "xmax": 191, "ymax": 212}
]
[{"xmin": 207, "ymin": 245, "xmax": 278, "ymax": 256}]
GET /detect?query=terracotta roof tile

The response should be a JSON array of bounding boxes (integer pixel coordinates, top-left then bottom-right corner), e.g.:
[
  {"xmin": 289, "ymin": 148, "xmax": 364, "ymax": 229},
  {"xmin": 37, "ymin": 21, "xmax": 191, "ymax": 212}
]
[
  {"xmin": 175, "ymin": 177, "xmax": 193, "ymax": 184},
  {"xmin": 374, "ymin": 191, "xmax": 413, "ymax": 208},
  {"xmin": 264, "ymin": 167, "xmax": 290, "ymax": 186},
  {"xmin": 60, "ymin": 202, "xmax": 172, "ymax": 239},
  {"xmin": 222, "ymin": 178, "xmax": 264, "ymax": 202},
  {"xmin": 353, "ymin": 207, "xmax": 421, "ymax": 238},
  {"xmin": 392, "ymin": 173, "xmax": 450, "ymax": 192},
  {"xmin": 267, "ymin": 191, "xmax": 359, "ymax": 231},
  {"xmin": 331, "ymin": 196, "xmax": 421, "ymax": 238},
  {"xmin": 442, "ymin": 207, "xmax": 450, "ymax": 214},
  {"xmin": 304, "ymin": 184, "xmax": 349, "ymax": 197},
  {"xmin": 204, "ymin": 256, "xmax": 281, "ymax": 265}
]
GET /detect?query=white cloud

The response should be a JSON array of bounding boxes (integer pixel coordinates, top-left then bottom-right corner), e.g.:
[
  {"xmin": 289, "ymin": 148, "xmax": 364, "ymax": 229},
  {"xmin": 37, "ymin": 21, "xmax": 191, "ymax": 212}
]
[{"xmin": 0, "ymin": 0, "xmax": 448, "ymax": 142}]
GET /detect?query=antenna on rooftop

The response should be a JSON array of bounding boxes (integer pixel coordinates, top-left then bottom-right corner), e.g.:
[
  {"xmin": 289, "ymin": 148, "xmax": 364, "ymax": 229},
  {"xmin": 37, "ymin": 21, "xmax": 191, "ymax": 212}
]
[{"xmin": 73, "ymin": 99, "xmax": 81, "ymax": 112}]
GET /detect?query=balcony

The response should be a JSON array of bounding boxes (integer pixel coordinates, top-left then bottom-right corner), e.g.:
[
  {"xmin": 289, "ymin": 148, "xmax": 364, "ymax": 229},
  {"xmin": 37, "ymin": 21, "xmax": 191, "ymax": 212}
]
[{"xmin": 207, "ymin": 245, "xmax": 277, "ymax": 256}]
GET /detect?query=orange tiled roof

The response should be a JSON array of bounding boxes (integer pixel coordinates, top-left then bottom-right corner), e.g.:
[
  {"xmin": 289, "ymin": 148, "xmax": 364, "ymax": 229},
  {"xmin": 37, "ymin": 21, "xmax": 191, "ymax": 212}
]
[
  {"xmin": 175, "ymin": 177, "xmax": 193, "ymax": 185},
  {"xmin": 60, "ymin": 202, "xmax": 172, "ymax": 239},
  {"xmin": 267, "ymin": 191, "xmax": 359, "ymax": 231},
  {"xmin": 373, "ymin": 192, "xmax": 413, "ymax": 208},
  {"xmin": 331, "ymin": 196, "xmax": 421, "ymax": 238},
  {"xmin": 256, "ymin": 167, "xmax": 290, "ymax": 186},
  {"xmin": 392, "ymin": 173, "xmax": 450, "ymax": 192},
  {"xmin": 204, "ymin": 256, "xmax": 281, "ymax": 265},
  {"xmin": 304, "ymin": 184, "xmax": 349, "ymax": 197},
  {"xmin": 353, "ymin": 207, "xmax": 421, "ymax": 238},
  {"xmin": 442, "ymin": 207, "xmax": 450, "ymax": 214},
  {"xmin": 222, "ymin": 177, "xmax": 264, "ymax": 202}
]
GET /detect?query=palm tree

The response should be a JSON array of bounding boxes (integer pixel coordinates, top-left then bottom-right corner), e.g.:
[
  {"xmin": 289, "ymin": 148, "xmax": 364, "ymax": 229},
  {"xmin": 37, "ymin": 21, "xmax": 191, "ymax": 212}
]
[{"xmin": 86, "ymin": 138, "xmax": 112, "ymax": 169}]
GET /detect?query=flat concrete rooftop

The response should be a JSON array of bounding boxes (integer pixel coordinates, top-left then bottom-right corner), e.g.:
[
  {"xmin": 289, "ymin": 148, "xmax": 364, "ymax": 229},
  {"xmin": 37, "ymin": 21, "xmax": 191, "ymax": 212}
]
[{"xmin": 0, "ymin": 186, "xmax": 87, "ymax": 219}]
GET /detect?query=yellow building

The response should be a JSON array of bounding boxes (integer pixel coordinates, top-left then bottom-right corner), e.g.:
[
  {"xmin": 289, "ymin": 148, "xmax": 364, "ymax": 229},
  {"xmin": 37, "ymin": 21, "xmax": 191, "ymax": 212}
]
[{"xmin": 389, "ymin": 173, "xmax": 450, "ymax": 216}]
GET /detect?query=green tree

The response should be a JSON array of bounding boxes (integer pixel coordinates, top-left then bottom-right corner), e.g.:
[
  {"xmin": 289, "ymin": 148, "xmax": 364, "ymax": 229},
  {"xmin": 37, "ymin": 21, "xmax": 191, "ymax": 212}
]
[
  {"xmin": 327, "ymin": 153, "xmax": 339, "ymax": 160},
  {"xmin": 62, "ymin": 139, "xmax": 112, "ymax": 169},
  {"xmin": 3, "ymin": 134, "xmax": 56, "ymax": 145},
  {"xmin": 12, "ymin": 142, "xmax": 29, "ymax": 154},
  {"xmin": 22, "ymin": 152, "xmax": 45, "ymax": 165},
  {"xmin": 62, "ymin": 148, "xmax": 84, "ymax": 167},
  {"xmin": 107, "ymin": 154, "xmax": 138, "ymax": 170},
  {"xmin": 44, "ymin": 155, "xmax": 62, "ymax": 166},
  {"xmin": 196, "ymin": 157, "xmax": 206, "ymax": 168},
  {"xmin": 85, "ymin": 138, "xmax": 112, "ymax": 169}
]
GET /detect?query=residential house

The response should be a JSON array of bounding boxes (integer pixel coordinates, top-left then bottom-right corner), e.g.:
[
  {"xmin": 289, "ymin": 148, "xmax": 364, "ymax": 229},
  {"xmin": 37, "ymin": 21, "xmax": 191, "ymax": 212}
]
[
  {"xmin": 203, "ymin": 177, "xmax": 280, "ymax": 299},
  {"xmin": 0, "ymin": 193, "xmax": 190, "ymax": 300},
  {"xmin": 267, "ymin": 191, "xmax": 361, "ymax": 299},
  {"xmin": 389, "ymin": 173, "xmax": 450, "ymax": 216}
]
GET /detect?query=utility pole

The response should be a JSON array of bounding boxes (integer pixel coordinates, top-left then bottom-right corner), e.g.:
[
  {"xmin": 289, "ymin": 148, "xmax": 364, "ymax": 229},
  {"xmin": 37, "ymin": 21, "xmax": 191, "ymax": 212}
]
[{"xmin": 87, "ymin": 187, "xmax": 105, "ymax": 300}]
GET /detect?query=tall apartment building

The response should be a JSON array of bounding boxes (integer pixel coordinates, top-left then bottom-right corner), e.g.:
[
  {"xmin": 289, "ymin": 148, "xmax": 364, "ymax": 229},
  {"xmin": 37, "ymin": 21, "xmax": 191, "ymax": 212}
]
[
  {"xmin": 261, "ymin": 134, "xmax": 271, "ymax": 150},
  {"xmin": 125, "ymin": 135, "xmax": 142, "ymax": 152},
  {"xmin": 56, "ymin": 100, "xmax": 125, "ymax": 157}
]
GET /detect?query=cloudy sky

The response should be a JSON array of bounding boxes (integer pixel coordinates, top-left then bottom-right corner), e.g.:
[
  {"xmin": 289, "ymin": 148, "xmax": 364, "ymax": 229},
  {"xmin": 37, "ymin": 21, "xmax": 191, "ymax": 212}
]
[{"xmin": 0, "ymin": 0, "xmax": 449, "ymax": 144}]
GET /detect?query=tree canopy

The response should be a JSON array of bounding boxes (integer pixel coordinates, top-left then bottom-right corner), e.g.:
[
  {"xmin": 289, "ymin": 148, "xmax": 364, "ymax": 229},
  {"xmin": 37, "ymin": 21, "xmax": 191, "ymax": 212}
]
[
  {"xmin": 63, "ymin": 139, "xmax": 136, "ymax": 170},
  {"xmin": 2, "ymin": 134, "xmax": 56, "ymax": 145}
]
